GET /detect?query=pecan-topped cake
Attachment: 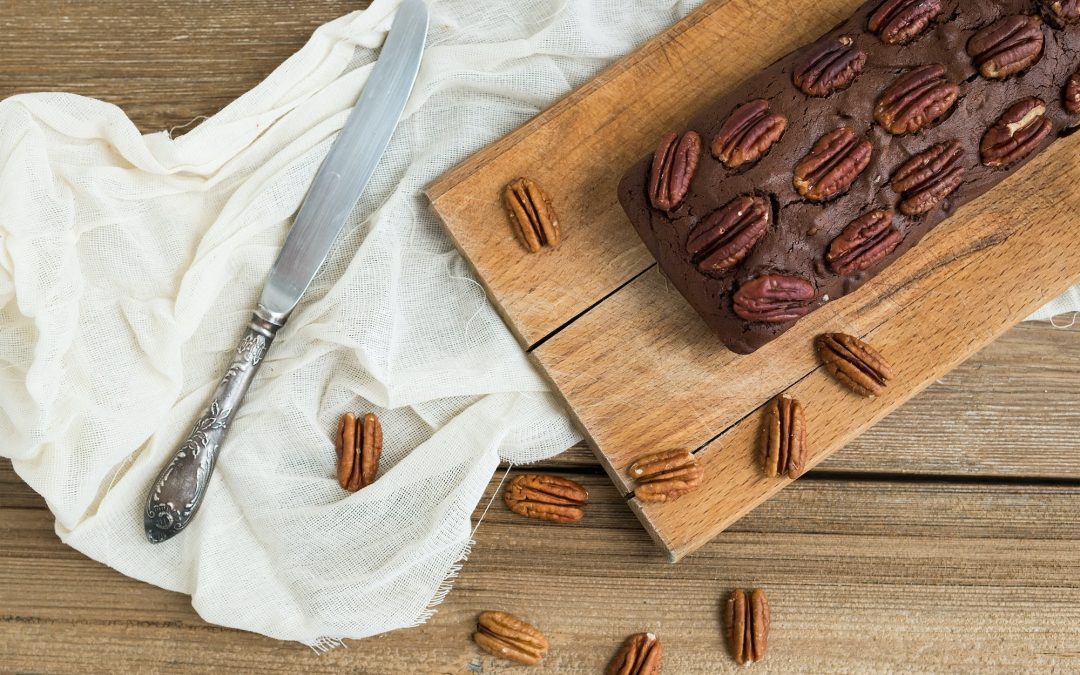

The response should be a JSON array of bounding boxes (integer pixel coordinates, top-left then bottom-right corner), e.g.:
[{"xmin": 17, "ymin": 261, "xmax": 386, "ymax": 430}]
[{"xmin": 618, "ymin": 0, "xmax": 1080, "ymax": 354}]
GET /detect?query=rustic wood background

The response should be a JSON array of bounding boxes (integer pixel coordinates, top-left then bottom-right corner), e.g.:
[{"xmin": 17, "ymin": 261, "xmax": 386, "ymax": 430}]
[{"xmin": 2, "ymin": 1, "xmax": 1080, "ymax": 672}]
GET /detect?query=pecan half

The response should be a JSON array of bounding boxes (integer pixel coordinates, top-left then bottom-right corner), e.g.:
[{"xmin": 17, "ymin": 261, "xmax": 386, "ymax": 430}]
[
  {"xmin": 827, "ymin": 209, "xmax": 902, "ymax": 275},
  {"xmin": 503, "ymin": 474, "xmax": 588, "ymax": 524},
  {"xmin": 726, "ymin": 589, "xmax": 770, "ymax": 665},
  {"xmin": 649, "ymin": 130, "xmax": 701, "ymax": 210},
  {"xmin": 628, "ymin": 449, "xmax": 704, "ymax": 504},
  {"xmin": 793, "ymin": 127, "xmax": 872, "ymax": 201},
  {"xmin": 503, "ymin": 178, "xmax": 559, "ymax": 253},
  {"xmin": 760, "ymin": 394, "xmax": 807, "ymax": 479},
  {"xmin": 966, "ymin": 15, "xmax": 1044, "ymax": 80},
  {"xmin": 816, "ymin": 332, "xmax": 894, "ymax": 398},
  {"xmin": 734, "ymin": 275, "xmax": 816, "ymax": 323},
  {"xmin": 792, "ymin": 36, "xmax": 867, "ymax": 97},
  {"xmin": 868, "ymin": 0, "xmax": 942, "ymax": 44},
  {"xmin": 336, "ymin": 412, "xmax": 382, "ymax": 491},
  {"xmin": 981, "ymin": 98, "xmax": 1053, "ymax": 168},
  {"xmin": 711, "ymin": 99, "xmax": 788, "ymax": 169},
  {"xmin": 874, "ymin": 64, "xmax": 958, "ymax": 135},
  {"xmin": 473, "ymin": 611, "xmax": 549, "ymax": 665},
  {"xmin": 1065, "ymin": 69, "xmax": 1080, "ymax": 115},
  {"xmin": 687, "ymin": 196, "xmax": 770, "ymax": 276},
  {"xmin": 891, "ymin": 140, "xmax": 966, "ymax": 215},
  {"xmin": 606, "ymin": 632, "xmax": 662, "ymax": 675},
  {"xmin": 1039, "ymin": 0, "xmax": 1080, "ymax": 28}
]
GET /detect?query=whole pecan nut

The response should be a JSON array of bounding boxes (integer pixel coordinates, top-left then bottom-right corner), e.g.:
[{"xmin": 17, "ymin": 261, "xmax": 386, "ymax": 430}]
[
  {"xmin": 503, "ymin": 178, "xmax": 560, "ymax": 253},
  {"xmin": 1039, "ymin": 0, "xmax": 1080, "ymax": 28},
  {"xmin": 1065, "ymin": 69, "xmax": 1080, "ymax": 115},
  {"xmin": 981, "ymin": 98, "xmax": 1053, "ymax": 168},
  {"xmin": 726, "ymin": 588, "xmax": 770, "ymax": 665},
  {"xmin": 868, "ymin": 0, "xmax": 942, "ymax": 44},
  {"xmin": 687, "ymin": 196, "xmax": 770, "ymax": 276},
  {"xmin": 473, "ymin": 611, "xmax": 549, "ymax": 665},
  {"xmin": 827, "ymin": 209, "xmax": 902, "ymax": 275},
  {"xmin": 760, "ymin": 394, "xmax": 807, "ymax": 479},
  {"xmin": 816, "ymin": 332, "xmax": 894, "ymax": 398},
  {"xmin": 628, "ymin": 449, "xmax": 704, "ymax": 503},
  {"xmin": 734, "ymin": 275, "xmax": 816, "ymax": 323},
  {"xmin": 503, "ymin": 473, "xmax": 588, "ymax": 524},
  {"xmin": 711, "ymin": 99, "xmax": 788, "ymax": 169},
  {"xmin": 606, "ymin": 632, "xmax": 662, "ymax": 675},
  {"xmin": 336, "ymin": 412, "xmax": 382, "ymax": 491},
  {"xmin": 891, "ymin": 140, "xmax": 966, "ymax": 215},
  {"xmin": 792, "ymin": 36, "xmax": 866, "ymax": 97},
  {"xmin": 793, "ymin": 127, "xmax": 872, "ymax": 201},
  {"xmin": 874, "ymin": 64, "xmax": 958, "ymax": 135},
  {"xmin": 649, "ymin": 130, "xmax": 701, "ymax": 210},
  {"xmin": 966, "ymin": 15, "xmax": 1045, "ymax": 80}
]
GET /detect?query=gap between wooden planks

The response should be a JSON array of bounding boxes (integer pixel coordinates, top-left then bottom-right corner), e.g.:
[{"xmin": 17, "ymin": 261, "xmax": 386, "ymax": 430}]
[{"xmin": 428, "ymin": 0, "xmax": 1080, "ymax": 561}]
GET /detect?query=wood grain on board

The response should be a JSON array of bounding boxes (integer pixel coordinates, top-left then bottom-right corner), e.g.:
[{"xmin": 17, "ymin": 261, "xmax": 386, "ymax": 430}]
[{"xmin": 427, "ymin": 0, "xmax": 1080, "ymax": 559}]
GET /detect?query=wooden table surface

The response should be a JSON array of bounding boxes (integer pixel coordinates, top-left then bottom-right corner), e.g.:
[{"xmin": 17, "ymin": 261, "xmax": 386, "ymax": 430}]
[{"xmin": 3, "ymin": 2, "xmax": 1080, "ymax": 673}]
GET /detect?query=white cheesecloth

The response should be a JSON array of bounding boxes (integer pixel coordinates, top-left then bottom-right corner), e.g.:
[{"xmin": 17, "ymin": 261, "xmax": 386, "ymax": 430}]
[{"xmin": 0, "ymin": 0, "xmax": 1073, "ymax": 646}]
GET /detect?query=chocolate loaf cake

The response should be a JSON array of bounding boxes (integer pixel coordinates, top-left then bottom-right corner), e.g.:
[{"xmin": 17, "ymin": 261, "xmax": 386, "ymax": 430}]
[{"xmin": 618, "ymin": 0, "xmax": 1080, "ymax": 354}]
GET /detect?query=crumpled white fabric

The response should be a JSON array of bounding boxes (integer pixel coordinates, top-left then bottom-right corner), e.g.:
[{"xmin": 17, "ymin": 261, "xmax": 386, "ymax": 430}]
[{"xmin": 0, "ymin": 0, "xmax": 1073, "ymax": 647}]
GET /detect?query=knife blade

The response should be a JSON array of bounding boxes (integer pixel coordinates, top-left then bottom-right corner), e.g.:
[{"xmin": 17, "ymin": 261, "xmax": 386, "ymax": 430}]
[{"xmin": 144, "ymin": 0, "xmax": 430, "ymax": 543}]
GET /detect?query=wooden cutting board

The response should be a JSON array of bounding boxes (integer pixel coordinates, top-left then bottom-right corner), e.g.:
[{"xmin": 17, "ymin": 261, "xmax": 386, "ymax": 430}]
[{"xmin": 426, "ymin": 0, "xmax": 1080, "ymax": 561}]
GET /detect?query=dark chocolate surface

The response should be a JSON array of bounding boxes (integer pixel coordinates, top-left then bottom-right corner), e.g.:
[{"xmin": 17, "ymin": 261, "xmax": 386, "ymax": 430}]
[{"xmin": 618, "ymin": 0, "xmax": 1080, "ymax": 354}]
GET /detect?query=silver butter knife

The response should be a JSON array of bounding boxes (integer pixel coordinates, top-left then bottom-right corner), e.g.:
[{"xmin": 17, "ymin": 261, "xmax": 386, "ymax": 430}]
[{"xmin": 144, "ymin": 0, "xmax": 430, "ymax": 543}]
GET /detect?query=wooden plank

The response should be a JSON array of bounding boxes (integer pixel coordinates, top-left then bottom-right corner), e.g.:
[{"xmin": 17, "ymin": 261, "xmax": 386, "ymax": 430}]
[
  {"xmin": 4, "ymin": 474, "xmax": 1080, "ymax": 672},
  {"xmin": 524, "ymin": 320, "xmax": 1080, "ymax": 477},
  {"xmin": 617, "ymin": 144, "xmax": 1080, "ymax": 559},
  {"xmin": 426, "ymin": 0, "xmax": 861, "ymax": 347}
]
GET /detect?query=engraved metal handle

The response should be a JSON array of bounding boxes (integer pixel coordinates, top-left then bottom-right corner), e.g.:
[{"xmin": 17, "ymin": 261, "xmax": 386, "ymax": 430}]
[{"xmin": 144, "ymin": 305, "xmax": 286, "ymax": 543}]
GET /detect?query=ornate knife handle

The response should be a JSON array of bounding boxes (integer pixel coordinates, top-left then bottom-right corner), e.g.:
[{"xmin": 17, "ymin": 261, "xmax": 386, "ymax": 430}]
[{"xmin": 144, "ymin": 305, "xmax": 287, "ymax": 543}]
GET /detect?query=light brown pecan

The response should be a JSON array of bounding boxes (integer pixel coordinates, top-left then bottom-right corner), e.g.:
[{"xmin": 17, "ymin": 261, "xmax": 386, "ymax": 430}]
[
  {"xmin": 827, "ymin": 209, "xmax": 902, "ymax": 275},
  {"xmin": 1065, "ymin": 69, "xmax": 1080, "ymax": 115},
  {"xmin": 336, "ymin": 412, "xmax": 382, "ymax": 491},
  {"xmin": 874, "ymin": 64, "xmax": 959, "ymax": 135},
  {"xmin": 816, "ymin": 332, "xmax": 894, "ymax": 398},
  {"xmin": 792, "ymin": 36, "xmax": 867, "ymax": 97},
  {"xmin": 473, "ymin": 611, "xmax": 549, "ymax": 665},
  {"xmin": 687, "ymin": 196, "xmax": 770, "ymax": 276},
  {"xmin": 606, "ymin": 632, "xmax": 662, "ymax": 675},
  {"xmin": 734, "ymin": 275, "xmax": 816, "ymax": 323},
  {"xmin": 1039, "ymin": 0, "xmax": 1080, "ymax": 28},
  {"xmin": 503, "ymin": 474, "xmax": 588, "ymax": 524},
  {"xmin": 966, "ymin": 15, "xmax": 1044, "ymax": 80},
  {"xmin": 868, "ymin": 0, "xmax": 942, "ymax": 44},
  {"xmin": 649, "ymin": 130, "xmax": 701, "ymax": 210},
  {"xmin": 891, "ymin": 140, "xmax": 966, "ymax": 215},
  {"xmin": 981, "ymin": 98, "xmax": 1053, "ymax": 168},
  {"xmin": 503, "ymin": 178, "xmax": 560, "ymax": 253},
  {"xmin": 793, "ymin": 127, "xmax": 872, "ymax": 201},
  {"xmin": 760, "ymin": 394, "xmax": 807, "ymax": 479},
  {"xmin": 628, "ymin": 449, "xmax": 704, "ymax": 504},
  {"xmin": 712, "ymin": 99, "xmax": 788, "ymax": 168},
  {"xmin": 726, "ymin": 588, "xmax": 770, "ymax": 665}
]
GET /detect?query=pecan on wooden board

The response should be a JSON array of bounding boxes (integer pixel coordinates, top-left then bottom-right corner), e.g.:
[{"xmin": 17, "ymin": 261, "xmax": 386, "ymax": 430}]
[
  {"xmin": 816, "ymin": 333, "xmax": 894, "ymax": 398},
  {"xmin": 503, "ymin": 474, "xmax": 588, "ymax": 524},
  {"xmin": 760, "ymin": 394, "xmax": 807, "ymax": 479},
  {"xmin": 628, "ymin": 449, "xmax": 704, "ymax": 503},
  {"xmin": 335, "ymin": 412, "xmax": 382, "ymax": 491},
  {"xmin": 503, "ymin": 177, "xmax": 560, "ymax": 253},
  {"xmin": 472, "ymin": 611, "xmax": 549, "ymax": 666}
]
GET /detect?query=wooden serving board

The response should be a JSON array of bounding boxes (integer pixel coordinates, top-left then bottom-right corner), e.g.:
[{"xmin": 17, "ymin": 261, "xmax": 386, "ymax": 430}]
[{"xmin": 427, "ymin": 0, "xmax": 1080, "ymax": 561}]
